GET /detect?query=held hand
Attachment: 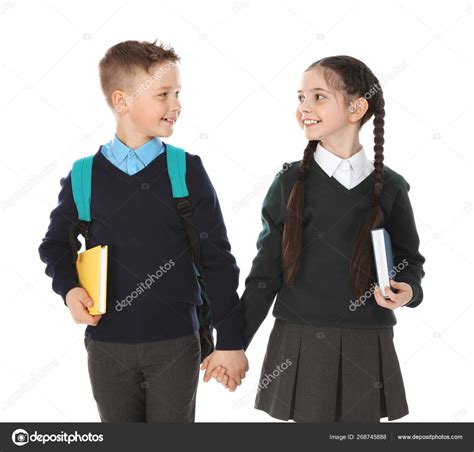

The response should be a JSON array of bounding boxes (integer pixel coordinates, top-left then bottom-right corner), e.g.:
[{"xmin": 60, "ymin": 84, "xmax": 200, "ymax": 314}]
[
  {"xmin": 205, "ymin": 365, "xmax": 239, "ymax": 391},
  {"xmin": 210, "ymin": 366, "xmax": 245, "ymax": 391},
  {"xmin": 201, "ymin": 350, "xmax": 249, "ymax": 392},
  {"xmin": 201, "ymin": 361, "xmax": 240, "ymax": 392},
  {"xmin": 65, "ymin": 287, "xmax": 102, "ymax": 326},
  {"xmin": 374, "ymin": 279, "xmax": 413, "ymax": 310}
]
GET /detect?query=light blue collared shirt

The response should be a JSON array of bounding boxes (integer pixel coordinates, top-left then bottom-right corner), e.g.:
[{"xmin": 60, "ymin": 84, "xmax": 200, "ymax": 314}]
[{"xmin": 101, "ymin": 135, "xmax": 164, "ymax": 175}]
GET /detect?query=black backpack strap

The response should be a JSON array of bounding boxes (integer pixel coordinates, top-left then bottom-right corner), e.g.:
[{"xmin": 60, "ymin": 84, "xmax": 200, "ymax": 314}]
[
  {"xmin": 176, "ymin": 198, "xmax": 201, "ymax": 273},
  {"xmin": 69, "ymin": 220, "xmax": 90, "ymax": 264}
]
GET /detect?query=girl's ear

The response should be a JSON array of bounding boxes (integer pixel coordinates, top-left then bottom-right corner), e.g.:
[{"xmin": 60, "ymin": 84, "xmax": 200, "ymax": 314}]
[{"xmin": 348, "ymin": 97, "xmax": 369, "ymax": 122}]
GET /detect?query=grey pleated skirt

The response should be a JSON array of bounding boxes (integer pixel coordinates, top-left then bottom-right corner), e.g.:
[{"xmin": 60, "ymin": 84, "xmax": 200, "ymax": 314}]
[{"xmin": 255, "ymin": 319, "xmax": 409, "ymax": 422}]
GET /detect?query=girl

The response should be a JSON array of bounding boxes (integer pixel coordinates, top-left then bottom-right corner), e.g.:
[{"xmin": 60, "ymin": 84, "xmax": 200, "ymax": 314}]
[{"xmin": 206, "ymin": 55, "xmax": 425, "ymax": 422}]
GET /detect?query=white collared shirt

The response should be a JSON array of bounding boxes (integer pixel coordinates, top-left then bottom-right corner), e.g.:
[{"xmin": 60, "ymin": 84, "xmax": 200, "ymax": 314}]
[{"xmin": 314, "ymin": 142, "xmax": 374, "ymax": 189}]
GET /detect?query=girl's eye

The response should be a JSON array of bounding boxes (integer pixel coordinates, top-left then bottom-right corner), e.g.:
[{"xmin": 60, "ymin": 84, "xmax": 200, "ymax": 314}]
[
  {"xmin": 315, "ymin": 94, "xmax": 325, "ymax": 101},
  {"xmin": 175, "ymin": 91, "xmax": 180, "ymax": 98},
  {"xmin": 297, "ymin": 95, "xmax": 305, "ymax": 103}
]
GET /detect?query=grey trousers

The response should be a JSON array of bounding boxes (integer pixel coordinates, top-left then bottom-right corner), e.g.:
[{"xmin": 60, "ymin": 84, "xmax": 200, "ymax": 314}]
[{"xmin": 84, "ymin": 330, "xmax": 201, "ymax": 422}]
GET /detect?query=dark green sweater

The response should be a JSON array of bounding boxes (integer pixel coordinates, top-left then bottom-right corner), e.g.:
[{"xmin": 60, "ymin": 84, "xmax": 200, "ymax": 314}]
[{"xmin": 240, "ymin": 158, "xmax": 425, "ymax": 350}]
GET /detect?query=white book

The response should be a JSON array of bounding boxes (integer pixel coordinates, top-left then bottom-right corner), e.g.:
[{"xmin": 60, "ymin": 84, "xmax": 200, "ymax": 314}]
[{"xmin": 371, "ymin": 228, "xmax": 394, "ymax": 298}]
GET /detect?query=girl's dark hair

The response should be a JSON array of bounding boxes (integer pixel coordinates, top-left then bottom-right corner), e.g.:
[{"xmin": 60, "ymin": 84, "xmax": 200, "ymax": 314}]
[{"xmin": 282, "ymin": 55, "xmax": 385, "ymax": 298}]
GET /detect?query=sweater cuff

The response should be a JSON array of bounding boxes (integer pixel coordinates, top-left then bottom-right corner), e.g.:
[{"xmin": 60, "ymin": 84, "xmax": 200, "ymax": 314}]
[
  {"xmin": 402, "ymin": 282, "xmax": 423, "ymax": 308},
  {"xmin": 58, "ymin": 281, "xmax": 80, "ymax": 306},
  {"xmin": 240, "ymin": 324, "xmax": 254, "ymax": 352},
  {"xmin": 214, "ymin": 308, "xmax": 244, "ymax": 350}
]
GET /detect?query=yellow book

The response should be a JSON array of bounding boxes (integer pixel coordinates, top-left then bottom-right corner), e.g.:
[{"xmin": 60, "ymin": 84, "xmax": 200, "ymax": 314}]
[{"xmin": 76, "ymin": 245, "xmax": 108, "ymax": 315}]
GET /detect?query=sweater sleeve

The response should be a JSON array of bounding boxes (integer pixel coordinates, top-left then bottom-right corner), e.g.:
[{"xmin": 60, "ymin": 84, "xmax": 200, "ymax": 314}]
[
  {"xmin": 385, "ymin": 178, "xmax": 426, "ymax": 308},
  {"xmin": 38, "ymin": 171, "xmax": 81, "ymax": 305},
  {"xmin": 240, "ymin": 171, "xmax": 286, "ymax": 350},
  {"xmin": 187, "ymin": 154, "xmax": 243, "ymax": 350}
]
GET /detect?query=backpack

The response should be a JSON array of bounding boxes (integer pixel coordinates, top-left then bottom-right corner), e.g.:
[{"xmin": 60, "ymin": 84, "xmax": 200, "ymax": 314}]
[{"xmin": 69, "ymin": 143, "xmax": 215, "ymax": 363}]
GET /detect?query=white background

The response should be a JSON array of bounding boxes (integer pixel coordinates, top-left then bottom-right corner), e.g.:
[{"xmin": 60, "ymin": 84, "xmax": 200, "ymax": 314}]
[{"xmin": 1, "ymin": 0, "xmax": 473, "ymax": 422}]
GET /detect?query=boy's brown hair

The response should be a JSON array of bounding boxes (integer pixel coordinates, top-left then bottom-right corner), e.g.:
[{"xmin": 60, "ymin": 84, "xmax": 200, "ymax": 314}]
[{"xmin": 99, "ymin": 39, "xmax": 180, "ymax": 108}]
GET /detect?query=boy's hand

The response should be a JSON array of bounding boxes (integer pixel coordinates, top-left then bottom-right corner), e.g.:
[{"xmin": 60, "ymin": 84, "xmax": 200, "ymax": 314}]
[
  {"xmin": 201, "ymin": 350, "xmax": 248, "ymax": 392},
  {"xmin": 65, "ymin": 287, "xmax": 102, "ymax": 326},
  {"xmin": 374, "ymin": 279, "xmax": 413, "ymax": 309}
]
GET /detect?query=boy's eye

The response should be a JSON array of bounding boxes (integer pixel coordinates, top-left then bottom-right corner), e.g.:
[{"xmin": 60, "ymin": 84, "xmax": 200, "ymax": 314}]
[
  {"xmin": 315, "ymin": 94, "xmax": 325, "ymax": 101},
  {"xmin": 297, "ymin": 95, "xmax": 304, "ymax": 103},
  {"xmin": 157, "ymin": 92, "xmax": 180, "ymax": 98}
]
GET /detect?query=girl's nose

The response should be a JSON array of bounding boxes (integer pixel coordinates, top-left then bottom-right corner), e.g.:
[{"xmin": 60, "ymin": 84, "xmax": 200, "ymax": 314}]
[{"xmin": 299, "ymin": 102, "xmax": 311, "ymax": 114}]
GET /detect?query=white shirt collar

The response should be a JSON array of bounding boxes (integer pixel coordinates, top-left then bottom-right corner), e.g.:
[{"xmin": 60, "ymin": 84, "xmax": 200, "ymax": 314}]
[{"xmin": 314, "ymin": 142, "xmax": 369, "ymax": 179}]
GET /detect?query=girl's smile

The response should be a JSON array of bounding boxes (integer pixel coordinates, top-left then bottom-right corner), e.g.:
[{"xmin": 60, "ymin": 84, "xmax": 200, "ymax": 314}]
[{"xmin": 302, "ymin": 118, "xmax": 322, "ymax": 127}]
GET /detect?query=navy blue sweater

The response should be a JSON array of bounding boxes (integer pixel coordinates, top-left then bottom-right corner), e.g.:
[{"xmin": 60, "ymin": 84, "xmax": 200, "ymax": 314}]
[{"xmin": 38, "ymin": 146, "xmax": 243, "ymax": 349}]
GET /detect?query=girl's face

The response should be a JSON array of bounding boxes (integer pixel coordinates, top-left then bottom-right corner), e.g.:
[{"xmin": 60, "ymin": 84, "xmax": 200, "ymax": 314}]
[{"xmin": 296, "ymin": 68, "xmax": 357, "ymax": 142}]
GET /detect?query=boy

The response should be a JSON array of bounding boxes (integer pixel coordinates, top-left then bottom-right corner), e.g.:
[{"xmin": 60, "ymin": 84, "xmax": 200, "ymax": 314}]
[{"xmin": 38, "ymin": 40, "xmax": 247, "ymax": 422}]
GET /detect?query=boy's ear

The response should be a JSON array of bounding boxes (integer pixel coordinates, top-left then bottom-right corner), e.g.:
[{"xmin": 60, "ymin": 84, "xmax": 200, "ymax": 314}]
[{"xmin": 111, "ymin": 90, "xmax": 128, "ymax": 113}]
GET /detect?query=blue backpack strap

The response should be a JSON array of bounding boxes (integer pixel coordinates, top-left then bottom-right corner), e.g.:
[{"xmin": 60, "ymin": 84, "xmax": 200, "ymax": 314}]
[
  {"xmin": 71, "ymin": 155, "xmax": 94, "ymax": 222},
  {"xmin": 69, "ymin": 155, "xmax": 94, "ymax": 262},
  {"xmin": 165, "ymin": 143, "xmax": 189, "ymax": 198}
]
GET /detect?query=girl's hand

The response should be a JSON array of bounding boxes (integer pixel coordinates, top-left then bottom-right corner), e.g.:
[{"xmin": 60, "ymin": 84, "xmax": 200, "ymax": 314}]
[
  {"xmin": 374, "ymin": 279, "xmax": 413, "ymax": 309},
  {"xmin": 210, "ymin": 366, "xmax": 239, "ymax": 391},
  {"xmin": 201, "ymin": 350, "xmax": 248, "ymax": 392}
]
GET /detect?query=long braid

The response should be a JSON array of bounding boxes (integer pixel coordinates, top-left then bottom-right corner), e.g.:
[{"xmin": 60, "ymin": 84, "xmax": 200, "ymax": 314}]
[
  {"xmin": 373, "ymin": 95, "xmax": 385, "ymax": 202},
  {"xmin": 300, "ymin": 140, "xmax": 319, "ymax": 175},
  {"xmin": 350, "ymin": 89, "xmax": 386, "ymax": 298},
  {"xmin": 282, "ymin": 140, "xmax": 318, "ymax": 285}
]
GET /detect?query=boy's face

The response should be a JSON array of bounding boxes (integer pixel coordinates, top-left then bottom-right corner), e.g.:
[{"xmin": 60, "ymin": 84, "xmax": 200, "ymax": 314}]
[
  {"xmin": 114, "ymin": 61, "xmax": 182, "ymax": 138},
  {"xmin": 296, "ymin": 68, "xmax": 362, "ymax": 142}
]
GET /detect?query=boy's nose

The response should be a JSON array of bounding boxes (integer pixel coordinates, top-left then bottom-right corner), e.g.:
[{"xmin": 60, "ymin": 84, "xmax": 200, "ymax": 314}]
[{"xmin": 170, "ymin": 100, "xmax": 181, "ymax": 112}]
